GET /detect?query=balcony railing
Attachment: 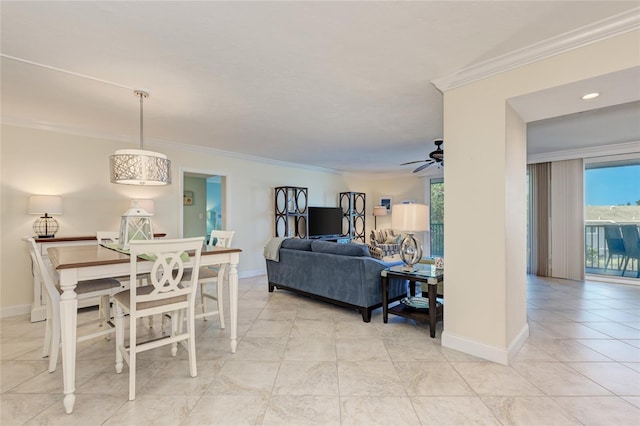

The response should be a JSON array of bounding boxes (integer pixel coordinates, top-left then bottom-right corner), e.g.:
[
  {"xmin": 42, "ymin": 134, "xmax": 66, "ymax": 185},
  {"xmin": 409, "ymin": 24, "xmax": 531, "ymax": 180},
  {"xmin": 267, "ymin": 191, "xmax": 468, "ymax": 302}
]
[
  {"xmin": 585, "ymin": 224, "xmax": 638, "ymax": 277},
  {"xmin": 427, "ymin": 223, "xmax": 637, "ymax": 277}
]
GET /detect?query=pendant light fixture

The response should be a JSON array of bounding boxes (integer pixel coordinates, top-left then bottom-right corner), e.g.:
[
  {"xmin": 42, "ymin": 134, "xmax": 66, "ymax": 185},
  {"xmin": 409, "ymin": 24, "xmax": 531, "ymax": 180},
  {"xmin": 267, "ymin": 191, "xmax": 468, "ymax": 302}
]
[{"xmin": 110, "ymin": 90, "xmax": 171, "ymax": 185}]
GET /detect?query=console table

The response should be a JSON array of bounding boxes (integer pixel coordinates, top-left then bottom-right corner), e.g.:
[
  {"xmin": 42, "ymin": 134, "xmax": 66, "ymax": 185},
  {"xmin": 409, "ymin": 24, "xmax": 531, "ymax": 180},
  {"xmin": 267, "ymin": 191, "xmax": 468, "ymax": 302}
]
[{"xmin": 381, "ymin": 263, "xmax": 444, "ymax": 338}]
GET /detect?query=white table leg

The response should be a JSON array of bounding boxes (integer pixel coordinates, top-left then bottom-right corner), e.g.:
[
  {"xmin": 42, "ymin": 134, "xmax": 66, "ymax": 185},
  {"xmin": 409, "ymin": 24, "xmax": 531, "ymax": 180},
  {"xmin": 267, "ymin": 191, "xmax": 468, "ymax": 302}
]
[
  {"xmin": 58, "ymin": 270, "xmax": 78, "ymax": 414},
  {"xmin": 228, "ymin": 255, "xmax": 239, "ymax": 353}
]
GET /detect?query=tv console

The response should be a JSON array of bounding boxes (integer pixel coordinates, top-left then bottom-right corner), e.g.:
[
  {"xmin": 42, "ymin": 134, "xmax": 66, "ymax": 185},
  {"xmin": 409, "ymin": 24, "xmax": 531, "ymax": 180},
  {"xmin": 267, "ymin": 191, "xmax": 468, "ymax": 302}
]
[{"xmin": 309, "ymin": 235, "xmax": 351, "ymax": 244}]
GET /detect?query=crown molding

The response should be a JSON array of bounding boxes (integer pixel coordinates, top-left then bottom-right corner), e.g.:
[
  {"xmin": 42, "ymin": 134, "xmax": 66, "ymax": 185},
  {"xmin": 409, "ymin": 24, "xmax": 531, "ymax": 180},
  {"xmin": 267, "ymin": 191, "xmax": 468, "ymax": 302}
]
[
  {"xmin": 527, "ymin": 141, "xmax": 640, "ymax": 164},
  {"xmin": 1, "ymin": 116, "xmax": 342, "ymax": 175},
  {"xmin": 432, "ymin": 7, "xmax": 640, "ymax": 93}
]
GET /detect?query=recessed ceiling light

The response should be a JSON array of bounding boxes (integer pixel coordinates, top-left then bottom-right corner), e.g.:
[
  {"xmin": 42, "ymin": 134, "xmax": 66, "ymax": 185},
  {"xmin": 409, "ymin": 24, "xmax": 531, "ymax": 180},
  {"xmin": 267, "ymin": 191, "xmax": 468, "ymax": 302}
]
[{"xmin": 581, "ymin": 92, "xmax": 600, "ymax": 100}]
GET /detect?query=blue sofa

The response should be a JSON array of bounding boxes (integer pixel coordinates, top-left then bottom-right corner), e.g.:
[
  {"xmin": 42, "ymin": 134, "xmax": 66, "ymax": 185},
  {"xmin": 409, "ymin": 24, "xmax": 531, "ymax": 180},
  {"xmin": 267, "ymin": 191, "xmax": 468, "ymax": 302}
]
[{"xmin": 265, "ymin": 238, "xmax": 407, "ymax": 322}]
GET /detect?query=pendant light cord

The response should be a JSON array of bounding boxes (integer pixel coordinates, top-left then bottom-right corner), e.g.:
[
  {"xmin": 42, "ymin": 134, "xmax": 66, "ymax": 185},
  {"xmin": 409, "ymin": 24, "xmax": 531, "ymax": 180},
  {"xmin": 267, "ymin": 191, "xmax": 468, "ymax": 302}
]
[
  {"xmin": 139, "ymin": 92, "xmax": 144, "ymax": 150},
  {"xmin": 134, "ymin": 90, "xmax": 149, "ymax": 150}
]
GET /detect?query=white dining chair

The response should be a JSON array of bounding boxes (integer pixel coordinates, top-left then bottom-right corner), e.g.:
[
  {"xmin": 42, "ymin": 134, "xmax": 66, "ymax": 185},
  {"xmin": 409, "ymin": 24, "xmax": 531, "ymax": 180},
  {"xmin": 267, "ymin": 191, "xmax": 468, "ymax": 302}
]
[
  {"xmin": 198, "ymin": 230, "xmax": 235, "ymax": 326},
  {"xmin": 96, "ymin": 231, "xmax": 156, "ymax": 327},
  {"xmin": 27, "ymin": 237, "xmax": 122, "ymax": 373},
  {"xmin": 96, "ymin": 231, "xmax": 120, "ymax": 245},
  {"xmin": 159, "ymin": 231, "xmax": 233, "ymax": 334},
  {"xmin": 114, "ymin": 237, "xmax": 204, "ymax": 401}
]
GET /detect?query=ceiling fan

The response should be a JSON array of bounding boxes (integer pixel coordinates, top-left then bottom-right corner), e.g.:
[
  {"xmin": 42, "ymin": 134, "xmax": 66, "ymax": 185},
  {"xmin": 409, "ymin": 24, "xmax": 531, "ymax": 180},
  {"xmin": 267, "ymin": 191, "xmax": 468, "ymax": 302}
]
[{"xmin": 401, "ymin": 139, "xmax": 444, "ymax": 173}]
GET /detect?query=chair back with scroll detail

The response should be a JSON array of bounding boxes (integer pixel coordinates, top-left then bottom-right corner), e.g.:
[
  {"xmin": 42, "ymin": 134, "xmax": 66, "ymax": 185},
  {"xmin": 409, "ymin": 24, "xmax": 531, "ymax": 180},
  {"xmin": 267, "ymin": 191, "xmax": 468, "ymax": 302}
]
[{"xmin": 113, "ymin": 237, "xmax": 204, "ymax": 400}]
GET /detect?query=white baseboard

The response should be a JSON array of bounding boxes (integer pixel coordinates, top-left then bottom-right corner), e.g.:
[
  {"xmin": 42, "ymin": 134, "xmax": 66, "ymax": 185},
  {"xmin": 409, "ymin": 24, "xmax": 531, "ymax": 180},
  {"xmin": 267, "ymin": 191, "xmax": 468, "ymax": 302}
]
[
  {"xmin": 507, "ymin": 323, "xmax": 530, "ymax": 363},
  {"xmin": 441, "ymin": 322, "xmax": 530, "ymax": 365},
  {"xmin": 0, "ymin": 304, "xmax": 30, "ymax": 319}
]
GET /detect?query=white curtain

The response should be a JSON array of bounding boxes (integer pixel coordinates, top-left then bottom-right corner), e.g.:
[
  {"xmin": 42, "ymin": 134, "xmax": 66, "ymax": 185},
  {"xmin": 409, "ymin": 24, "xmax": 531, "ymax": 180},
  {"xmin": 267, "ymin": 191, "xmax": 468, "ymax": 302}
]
[{"xmin": 550, "ymin": 159, "xmax": 585, "ymax": 280}]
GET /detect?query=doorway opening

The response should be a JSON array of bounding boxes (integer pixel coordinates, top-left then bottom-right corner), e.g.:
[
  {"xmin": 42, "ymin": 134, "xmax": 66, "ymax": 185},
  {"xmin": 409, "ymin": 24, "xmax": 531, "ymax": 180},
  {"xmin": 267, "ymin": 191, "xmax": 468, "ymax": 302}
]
[{"xmin": 182, "ymin": 170, "xmax": 227, "ymax": 241}]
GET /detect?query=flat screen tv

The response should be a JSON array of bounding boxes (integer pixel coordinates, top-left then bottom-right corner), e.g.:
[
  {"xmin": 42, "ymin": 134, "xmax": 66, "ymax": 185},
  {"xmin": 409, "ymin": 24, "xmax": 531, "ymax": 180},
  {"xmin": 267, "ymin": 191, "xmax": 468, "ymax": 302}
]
[{"xmin": 308, "ymin": 207, "xmax": 342, "ymax": 238}]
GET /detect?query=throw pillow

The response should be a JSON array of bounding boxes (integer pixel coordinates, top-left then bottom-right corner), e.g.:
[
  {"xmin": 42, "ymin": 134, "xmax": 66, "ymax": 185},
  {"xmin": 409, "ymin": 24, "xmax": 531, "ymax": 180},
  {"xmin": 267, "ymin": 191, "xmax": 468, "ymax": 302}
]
[{"xmin": 385, "ymin": 234, "xmax": 398, "ymax": 244}]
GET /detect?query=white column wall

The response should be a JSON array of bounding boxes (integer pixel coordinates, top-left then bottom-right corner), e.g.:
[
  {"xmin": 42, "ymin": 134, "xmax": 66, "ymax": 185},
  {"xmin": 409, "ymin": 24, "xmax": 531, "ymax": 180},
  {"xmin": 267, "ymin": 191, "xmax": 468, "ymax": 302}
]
[{"xmin": 441, "ymin": 30, "xmax": 639, "ymax": 364}]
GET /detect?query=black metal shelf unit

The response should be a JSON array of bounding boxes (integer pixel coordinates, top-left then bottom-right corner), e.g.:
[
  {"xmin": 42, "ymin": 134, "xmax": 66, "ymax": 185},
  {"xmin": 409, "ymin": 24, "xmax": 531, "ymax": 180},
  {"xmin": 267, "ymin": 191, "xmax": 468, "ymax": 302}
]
[
  {"xmin": 340, "ymin": 191, "xmax": 366, "ymax": 243},
  {"xmin": 274, "ymin": 186, "xmax": 308, "ymax": 238}
]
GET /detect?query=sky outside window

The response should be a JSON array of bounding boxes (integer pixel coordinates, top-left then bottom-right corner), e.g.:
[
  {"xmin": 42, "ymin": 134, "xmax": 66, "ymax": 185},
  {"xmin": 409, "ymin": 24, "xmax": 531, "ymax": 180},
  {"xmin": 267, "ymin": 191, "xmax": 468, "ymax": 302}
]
[{"xmin": 585, "ymin": 164, "xmax": 640, "ymax": 206}]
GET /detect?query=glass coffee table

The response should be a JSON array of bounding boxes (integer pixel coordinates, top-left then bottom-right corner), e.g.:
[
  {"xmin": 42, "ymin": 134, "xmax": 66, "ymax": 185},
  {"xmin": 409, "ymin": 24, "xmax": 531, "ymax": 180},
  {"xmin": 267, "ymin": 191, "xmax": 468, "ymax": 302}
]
[{"xmin": 381, "ymin": 263, "xmax": 444, "ymax": 338}]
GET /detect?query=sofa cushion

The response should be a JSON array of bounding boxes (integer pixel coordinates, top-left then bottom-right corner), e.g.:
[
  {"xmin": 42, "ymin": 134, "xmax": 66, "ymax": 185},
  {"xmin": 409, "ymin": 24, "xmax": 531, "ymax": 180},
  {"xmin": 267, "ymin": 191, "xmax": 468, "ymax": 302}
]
[
  {"xmin": 281, "ymin": 238, "xmax": 313, "ymax": 251},
  {"xmin": 311, "ymin": 240, "xmax": 371, "ymax": 257}
]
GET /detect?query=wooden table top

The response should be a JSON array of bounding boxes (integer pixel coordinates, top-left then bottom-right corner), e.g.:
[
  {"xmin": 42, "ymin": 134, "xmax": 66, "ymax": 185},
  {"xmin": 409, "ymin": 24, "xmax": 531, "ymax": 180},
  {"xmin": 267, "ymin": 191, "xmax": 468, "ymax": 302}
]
[
  {"xmin": 34, "ymin": 233, "xmax": 167, "ymax": 243},
  {"xmin": 48, "ymin": 244, "xmax": 241, "ymax": 270}
]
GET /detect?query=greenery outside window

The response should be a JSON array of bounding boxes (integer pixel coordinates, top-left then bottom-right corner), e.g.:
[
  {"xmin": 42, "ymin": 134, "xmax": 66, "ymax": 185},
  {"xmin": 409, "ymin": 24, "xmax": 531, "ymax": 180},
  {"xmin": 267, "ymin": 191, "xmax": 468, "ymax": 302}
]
[{"xmin": 430, "ymin": 178, "xmax": 444, "ymax": 256}]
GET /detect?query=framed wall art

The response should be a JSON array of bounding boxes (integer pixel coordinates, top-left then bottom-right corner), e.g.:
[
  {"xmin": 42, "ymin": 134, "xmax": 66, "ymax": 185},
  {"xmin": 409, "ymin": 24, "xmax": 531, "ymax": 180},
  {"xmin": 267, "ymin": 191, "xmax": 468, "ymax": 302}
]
[{"xmin": 379, "ymin": 196, "xmax": 392, "ymax": 212}]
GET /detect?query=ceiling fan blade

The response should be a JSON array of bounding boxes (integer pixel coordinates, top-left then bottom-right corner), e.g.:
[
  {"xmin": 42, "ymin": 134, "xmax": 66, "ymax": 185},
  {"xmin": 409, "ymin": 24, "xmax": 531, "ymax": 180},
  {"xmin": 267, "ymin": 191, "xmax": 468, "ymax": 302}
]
[
  {"xmin": 400, "ymin": 160, "xmax": 428, "ymax": 166},
  {"xmin": 413, "ymin": 161, "xmax": 434, "ymax": 173}
]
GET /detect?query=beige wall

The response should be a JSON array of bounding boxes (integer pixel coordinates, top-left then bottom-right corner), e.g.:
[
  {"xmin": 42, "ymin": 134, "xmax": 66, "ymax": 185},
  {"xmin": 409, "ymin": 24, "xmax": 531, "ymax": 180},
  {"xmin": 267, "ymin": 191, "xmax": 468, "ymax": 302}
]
[
  {"xmin": 0, "ymin": 125, "xmax": 426, "ymax": 315},
  {"xmin": 346, "ymin": 174, "xmax": 429, "ymax": 234},
  {"xmin": 442, "ymin": 30, "xmax": 640, "ymax": 363}
]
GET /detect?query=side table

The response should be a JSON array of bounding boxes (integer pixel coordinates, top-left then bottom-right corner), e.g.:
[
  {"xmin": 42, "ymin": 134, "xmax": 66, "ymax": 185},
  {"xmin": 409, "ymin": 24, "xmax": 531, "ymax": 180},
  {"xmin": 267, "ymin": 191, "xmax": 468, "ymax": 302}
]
[{"xmin": 381, "ymin": 263, "xmax": 444, "ymax": 338}]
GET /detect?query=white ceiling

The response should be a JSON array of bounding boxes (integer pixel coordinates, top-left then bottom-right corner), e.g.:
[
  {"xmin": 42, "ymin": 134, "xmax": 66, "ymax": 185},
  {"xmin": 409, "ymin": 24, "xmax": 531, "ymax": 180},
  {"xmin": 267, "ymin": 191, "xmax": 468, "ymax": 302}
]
[{"xmin": 1, "ymin": 1, "xmax": 639, "ymax": 175}]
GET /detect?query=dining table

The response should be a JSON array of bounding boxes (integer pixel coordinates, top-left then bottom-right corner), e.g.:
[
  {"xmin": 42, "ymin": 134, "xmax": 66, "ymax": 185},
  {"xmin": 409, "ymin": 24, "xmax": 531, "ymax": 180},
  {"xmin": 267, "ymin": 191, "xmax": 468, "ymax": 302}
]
[{"xmin": 47, "ymin": 243, "xmax": 242, "ymax": 414}]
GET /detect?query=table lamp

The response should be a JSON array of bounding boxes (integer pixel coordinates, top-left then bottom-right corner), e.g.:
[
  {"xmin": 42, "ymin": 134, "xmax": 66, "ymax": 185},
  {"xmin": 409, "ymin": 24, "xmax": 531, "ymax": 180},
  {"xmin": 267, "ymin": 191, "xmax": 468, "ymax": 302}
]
[
  {"xmin": 28, "ymin": 195, "xmax": 63, "ymax": 238},
  {"xmin": 373, "ymin": 206, "xmax": 387, "ymax": 229},
  {"xmin": 391, "ymin": 203, "xmax": 429, "ymax": 271}
]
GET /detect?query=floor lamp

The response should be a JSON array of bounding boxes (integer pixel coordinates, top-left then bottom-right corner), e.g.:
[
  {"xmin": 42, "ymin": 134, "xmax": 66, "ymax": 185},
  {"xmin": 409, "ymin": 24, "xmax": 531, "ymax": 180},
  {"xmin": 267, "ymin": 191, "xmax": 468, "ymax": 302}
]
[{"xmin": 373, "ymin": 206, "xmax": 387, "ymax": 229}]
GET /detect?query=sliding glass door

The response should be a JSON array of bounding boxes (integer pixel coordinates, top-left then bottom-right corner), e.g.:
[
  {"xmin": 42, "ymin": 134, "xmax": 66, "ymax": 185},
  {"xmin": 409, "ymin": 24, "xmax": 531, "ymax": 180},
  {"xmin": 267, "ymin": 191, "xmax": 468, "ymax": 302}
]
[{"xmin": 584, "ymin": 159, "xmax": 640, "ymax": 279}]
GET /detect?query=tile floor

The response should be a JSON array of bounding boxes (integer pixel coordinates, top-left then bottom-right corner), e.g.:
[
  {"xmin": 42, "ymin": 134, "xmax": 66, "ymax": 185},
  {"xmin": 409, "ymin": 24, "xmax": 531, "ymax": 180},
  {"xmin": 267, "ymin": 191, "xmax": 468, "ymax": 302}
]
[{"xmin": 1, "ymin": 274, "xmax": 639, "ymax": 425}]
